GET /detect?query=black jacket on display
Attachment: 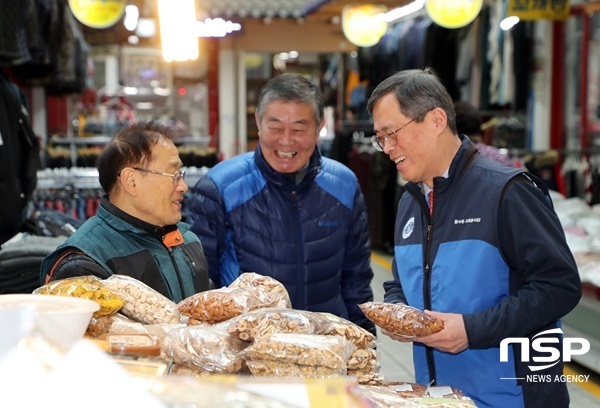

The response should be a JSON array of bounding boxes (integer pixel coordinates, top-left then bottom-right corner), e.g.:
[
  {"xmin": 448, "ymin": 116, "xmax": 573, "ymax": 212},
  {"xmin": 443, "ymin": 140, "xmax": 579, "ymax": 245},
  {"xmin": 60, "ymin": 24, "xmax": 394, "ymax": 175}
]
[{"xmin": 0, "ymin": 72, "xmax": 40, "ymax": 246}]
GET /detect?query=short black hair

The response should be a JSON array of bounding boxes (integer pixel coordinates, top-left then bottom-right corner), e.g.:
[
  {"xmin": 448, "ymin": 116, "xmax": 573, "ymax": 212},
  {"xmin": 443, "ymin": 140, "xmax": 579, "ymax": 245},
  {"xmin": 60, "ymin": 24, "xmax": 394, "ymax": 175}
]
[
  {"xmin": 97, "ymin": 121, "xmax": 177, "ymax": 197},
  {"xmin": 367, "ymin": 68, "xmax": 457, "ymax": 134}
]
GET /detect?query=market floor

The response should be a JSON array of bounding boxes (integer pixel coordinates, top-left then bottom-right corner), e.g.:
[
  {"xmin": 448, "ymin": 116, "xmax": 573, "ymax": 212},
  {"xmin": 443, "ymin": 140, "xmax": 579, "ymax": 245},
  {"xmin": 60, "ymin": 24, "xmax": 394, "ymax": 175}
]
[{"xmin": 369, "ymin": 251, "xmax": 600, "ymax": 407}]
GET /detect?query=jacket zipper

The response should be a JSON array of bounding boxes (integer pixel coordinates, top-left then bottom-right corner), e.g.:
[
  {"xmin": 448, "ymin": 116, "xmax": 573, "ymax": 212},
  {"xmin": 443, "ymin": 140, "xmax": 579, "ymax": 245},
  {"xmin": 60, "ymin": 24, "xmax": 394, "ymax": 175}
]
[
  {"xmin": 424, "ymin": 211, "xmax": 437, "ymax": 385},
  {"xmin": 291, "ymin": 190, "xmax": 306, "ymax": 308}
]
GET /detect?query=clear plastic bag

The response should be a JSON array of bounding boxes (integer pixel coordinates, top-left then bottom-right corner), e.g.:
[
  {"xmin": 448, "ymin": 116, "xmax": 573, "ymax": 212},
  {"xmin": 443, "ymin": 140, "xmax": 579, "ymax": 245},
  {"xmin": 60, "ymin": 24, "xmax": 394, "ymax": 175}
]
[
  {"xmin": 33, "ymin": 275, "xmax": 124, "ymax": 318},
  {"xmin": 162, "ymin": 322, "xmax": 249, "ymax": 374},
  {"xmin": 226, "ymin": 307, "xmax": 332, "ymax": 342},
  {"xmin": 359, "ymin": 302, "xmax": 444, "ymax": 339},
  {"xmin": 320, "ymin": 312, "xmax": 376, "ymax": 348},
  {"xmin": 103, "ymin": 274, "xmax": 181, "ymax": 324},
  {"xmin": 242, "ymin": 333, "xmax": 356, "ymax": 371},
  {"xmin": 229, "ymin": 272, "xmax": 291, "ymax": 308}
]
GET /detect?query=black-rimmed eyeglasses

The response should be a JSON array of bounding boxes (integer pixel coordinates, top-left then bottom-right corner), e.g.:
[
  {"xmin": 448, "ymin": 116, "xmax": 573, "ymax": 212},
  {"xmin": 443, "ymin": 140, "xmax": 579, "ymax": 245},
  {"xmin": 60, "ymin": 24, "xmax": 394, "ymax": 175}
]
[
  {"xmin": 133, "ymin": 167, "xmax": 186, "ymax": 186},
  {"xmin": 371, "ymin": 117, "xmax": 417, "ymax": 152}
]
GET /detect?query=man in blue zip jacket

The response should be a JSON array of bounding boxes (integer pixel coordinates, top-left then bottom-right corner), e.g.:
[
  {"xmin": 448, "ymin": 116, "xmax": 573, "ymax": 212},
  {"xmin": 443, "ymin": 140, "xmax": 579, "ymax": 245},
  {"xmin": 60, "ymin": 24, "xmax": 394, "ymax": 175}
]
[
  {"xmin": 187, "ymin": 74, "xmax": 375, "ymax": 334},
  {"xmin": 367, "ymin": 68, "xmax": 581, "ymax": 407}
]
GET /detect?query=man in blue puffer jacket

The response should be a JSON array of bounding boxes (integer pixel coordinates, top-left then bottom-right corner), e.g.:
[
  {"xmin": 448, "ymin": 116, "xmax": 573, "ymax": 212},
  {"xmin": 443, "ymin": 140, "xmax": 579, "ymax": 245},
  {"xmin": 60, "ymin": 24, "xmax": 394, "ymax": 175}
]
[
  {"xmin": 367, "ymin": 68, "xmax": 581, "ymax": 408},
  {"xmin": 187, "ymin": 74, "xmax": 375, "ymax": 334}
]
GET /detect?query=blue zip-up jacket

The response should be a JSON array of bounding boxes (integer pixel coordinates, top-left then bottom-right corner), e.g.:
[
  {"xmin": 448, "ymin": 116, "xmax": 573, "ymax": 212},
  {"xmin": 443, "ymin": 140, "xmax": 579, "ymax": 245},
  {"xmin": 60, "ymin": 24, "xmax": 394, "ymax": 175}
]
[
  {"xmin": 40, "ymin": 199, "xmax": 211, "ymax": 303},
  {"xmin": 187, "ymin": 146, "xmax": 375, "ymax": 334},
  {"xmin": 384, "ymin": 136, "xmax": 581, "ymax": 408}
]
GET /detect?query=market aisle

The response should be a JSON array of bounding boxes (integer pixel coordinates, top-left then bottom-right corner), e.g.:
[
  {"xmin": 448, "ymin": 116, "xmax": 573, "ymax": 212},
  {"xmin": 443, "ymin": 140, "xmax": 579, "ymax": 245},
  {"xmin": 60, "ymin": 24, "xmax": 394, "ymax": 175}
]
[{"xmin": 370, "ymin": 251, "xmax": 600, "ymax": 407}]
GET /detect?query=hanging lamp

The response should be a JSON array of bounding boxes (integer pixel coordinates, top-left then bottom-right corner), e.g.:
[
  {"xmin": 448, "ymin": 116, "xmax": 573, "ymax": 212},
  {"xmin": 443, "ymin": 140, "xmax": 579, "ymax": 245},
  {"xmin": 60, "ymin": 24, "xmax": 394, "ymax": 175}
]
[
  {"xmin": 68, "ymin": 0, "xmax": 126, "ymax": 29},
  {"xmin": 157, "ymin": 0, "xmax": 199, "ymax": 62},
  {"xmin": 342, "ymin": 4, "xmax": 388, "ymax": 47},
  {"xmin": 425, "ymin": 0, "xmax": 484, "ymax": 29}
]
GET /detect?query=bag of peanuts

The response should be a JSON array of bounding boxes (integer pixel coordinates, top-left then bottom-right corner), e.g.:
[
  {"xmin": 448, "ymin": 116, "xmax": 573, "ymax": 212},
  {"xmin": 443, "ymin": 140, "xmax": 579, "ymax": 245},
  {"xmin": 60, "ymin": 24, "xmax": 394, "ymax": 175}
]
[
  {"xmin": 242, "ymin": 333, "xmax": 356, "ymax": 377},
  {"xmin": 33, "ymin": 275, "xmax": 124, "ymax": 318},
  {"xmin": 162, "ymin": 322, "xmax": 249, "ymax": 374},
  {"xmin": 103, "ymin": 274, "xmax": 182, "ymax": 325},
  {"xmin": 359, "ymin": 302, "xmax": 444, "ymax": 339},
  {"xmin": 226, "ymin": 307, "xmax": 333, "ymax": 342},
  {"xmin": 229, "ymin": 272, "xmax": 292, "ymax": 308}
]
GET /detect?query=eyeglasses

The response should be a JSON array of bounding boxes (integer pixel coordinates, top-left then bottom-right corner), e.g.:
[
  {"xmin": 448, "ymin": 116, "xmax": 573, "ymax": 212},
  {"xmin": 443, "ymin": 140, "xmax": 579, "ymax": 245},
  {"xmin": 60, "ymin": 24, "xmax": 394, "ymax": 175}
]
[
  {"xmin": 371, "ymin": 117, "xmax": 417, "ymax": 152},
  {"xmin": 133, "ymin": 167, "xmax": 186, "ymax": 186}
]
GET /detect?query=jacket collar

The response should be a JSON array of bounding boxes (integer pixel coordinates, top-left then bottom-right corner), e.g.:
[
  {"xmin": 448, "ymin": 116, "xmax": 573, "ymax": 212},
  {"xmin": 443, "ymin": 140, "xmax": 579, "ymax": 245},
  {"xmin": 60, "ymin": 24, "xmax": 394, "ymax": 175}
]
[
  {"xmin": 406, "ymin": 135, "xmax": 479, "ymax": 198},
  {"xmin": 99, "ymin": 196, "xmax": 179, "ymax": 239}
]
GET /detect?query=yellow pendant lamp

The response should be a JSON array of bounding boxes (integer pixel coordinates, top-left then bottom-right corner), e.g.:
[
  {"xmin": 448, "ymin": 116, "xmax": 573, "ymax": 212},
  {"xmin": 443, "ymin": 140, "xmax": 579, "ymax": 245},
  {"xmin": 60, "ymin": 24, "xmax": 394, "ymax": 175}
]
[
  {"xmin": 425, "ymin": 0, "xmax": 484, "ymax": 29},
  {"xmin": 68, "ymin": 0, "xmax": 126, "ymax": 29},
  {"xmin": 342, "ymin": 4, "xmax": 389, "ymax": 47}
]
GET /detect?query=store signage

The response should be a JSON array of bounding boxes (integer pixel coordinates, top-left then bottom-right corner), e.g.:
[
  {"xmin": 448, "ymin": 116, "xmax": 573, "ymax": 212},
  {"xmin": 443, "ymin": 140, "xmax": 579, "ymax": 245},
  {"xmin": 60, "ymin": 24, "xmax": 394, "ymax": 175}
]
[
  {"xmin": 500, "ymin": 328, "xmax": 589, "ymax": 371},
  {"xmin": 507, "ymin": 0, "xmax": 570, "ymax": 21},
  {"xmin": 68, "ymin": 0, "xmax": 126, "ymax": 29}
]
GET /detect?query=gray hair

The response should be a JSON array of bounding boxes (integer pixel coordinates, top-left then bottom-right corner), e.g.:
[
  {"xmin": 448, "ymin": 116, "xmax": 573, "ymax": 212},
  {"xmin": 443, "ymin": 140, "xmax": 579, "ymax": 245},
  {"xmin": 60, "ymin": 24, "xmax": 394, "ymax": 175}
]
[
  {"xmin": 367, "ymin": 68, "xmax": 457, "ymax": 134},
  {"xmin": 256, "ymin": 73, "xmax": 324, "ymax": 126}
]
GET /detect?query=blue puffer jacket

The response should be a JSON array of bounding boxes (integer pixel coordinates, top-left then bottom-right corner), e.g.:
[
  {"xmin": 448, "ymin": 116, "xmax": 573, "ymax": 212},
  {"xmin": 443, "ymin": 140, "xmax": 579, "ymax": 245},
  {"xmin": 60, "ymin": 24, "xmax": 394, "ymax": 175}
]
[
  {"xmin": 384, "ymin": 137, "xmax": 581, "ymax": 408},
  {"xmin": 187, "ymin": 146, "xmax": 375, "ymax": 333}
]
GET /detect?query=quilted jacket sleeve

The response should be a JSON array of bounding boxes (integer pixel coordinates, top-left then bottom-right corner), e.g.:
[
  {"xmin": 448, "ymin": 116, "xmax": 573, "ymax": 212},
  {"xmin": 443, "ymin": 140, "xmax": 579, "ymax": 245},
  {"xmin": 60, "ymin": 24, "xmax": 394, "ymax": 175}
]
[
  {"xmin": 341, "ymin": 186, "xmax": 376, "ymax": 335},
  {"xmin": 187, "ymin": 175, "xmax": 228, "ymax": 288},
  {"xmin": 463, "ymin": 177, "xmax": 582, "ymax": 348}
]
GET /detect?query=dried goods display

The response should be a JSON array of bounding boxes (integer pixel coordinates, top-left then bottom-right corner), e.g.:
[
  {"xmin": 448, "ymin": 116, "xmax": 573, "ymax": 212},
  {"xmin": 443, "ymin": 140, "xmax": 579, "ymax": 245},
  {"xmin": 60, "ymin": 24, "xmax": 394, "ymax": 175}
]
[
  {"xmin": 34, "ymin": 275, "xmax": 124, "ymax": 318},
  {"xmin": 226, "ymin": 307, "xmax": 332, "ymax": 341},
  {"xmin": 103, "ymin": 274, "xmax": 181, "ymax": 324},
  {"xmin": 229, "ymin": 272, "xmax": 292, "ymax": 308},
  {"xmin": 162, "ymin": 322, "xmax": 249, "ymax": 374},
  {"xmin": 242, "ymin": 333, "xmax": 356, "ymax": 378}
]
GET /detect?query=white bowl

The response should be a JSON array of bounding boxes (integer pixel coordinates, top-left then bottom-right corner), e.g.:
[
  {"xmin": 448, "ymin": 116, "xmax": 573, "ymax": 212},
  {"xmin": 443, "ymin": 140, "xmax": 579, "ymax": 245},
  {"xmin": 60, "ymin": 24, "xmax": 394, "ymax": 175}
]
[{"xmin": 0, "ymin": 294, "xmax": 100, "ymax": 350}]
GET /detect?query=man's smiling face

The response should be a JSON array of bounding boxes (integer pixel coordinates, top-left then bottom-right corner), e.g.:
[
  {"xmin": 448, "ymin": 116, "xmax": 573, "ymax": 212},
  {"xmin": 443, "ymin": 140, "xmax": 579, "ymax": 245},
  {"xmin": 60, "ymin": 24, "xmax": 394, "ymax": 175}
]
[{"xmin": 257, "ymin": 100, "xmax": 322, "ymax": 174}]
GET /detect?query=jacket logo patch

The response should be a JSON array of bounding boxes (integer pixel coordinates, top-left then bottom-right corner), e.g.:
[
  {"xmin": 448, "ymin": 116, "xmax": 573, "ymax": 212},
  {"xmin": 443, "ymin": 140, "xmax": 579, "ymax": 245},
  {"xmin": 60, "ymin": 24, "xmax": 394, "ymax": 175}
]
[
  {"xmin": 454, "ymin": 218, "xmax": 481, "ymax": 224},
  {"xmin": 318, "ymin": 221, "xmax": 338, "ymax": 227},
  {"xmin": 402, "ymin": 217, "xmax": 415, "ymax": 239}
]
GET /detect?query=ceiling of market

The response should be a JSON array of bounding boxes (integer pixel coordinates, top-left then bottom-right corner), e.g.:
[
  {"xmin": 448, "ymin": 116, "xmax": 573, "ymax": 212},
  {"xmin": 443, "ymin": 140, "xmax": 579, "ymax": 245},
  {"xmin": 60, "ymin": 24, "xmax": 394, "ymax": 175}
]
[{"xmin": 195, "ymin": 0, "xmax": 413, "ymax": 21}]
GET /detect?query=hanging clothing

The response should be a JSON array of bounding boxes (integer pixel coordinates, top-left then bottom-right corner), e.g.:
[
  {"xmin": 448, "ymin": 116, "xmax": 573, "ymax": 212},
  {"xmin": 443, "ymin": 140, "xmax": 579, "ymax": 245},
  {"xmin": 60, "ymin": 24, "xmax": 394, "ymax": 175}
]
[{"xmin": 0, "ymin": 72, "xmax": 40, "ymax": 245}]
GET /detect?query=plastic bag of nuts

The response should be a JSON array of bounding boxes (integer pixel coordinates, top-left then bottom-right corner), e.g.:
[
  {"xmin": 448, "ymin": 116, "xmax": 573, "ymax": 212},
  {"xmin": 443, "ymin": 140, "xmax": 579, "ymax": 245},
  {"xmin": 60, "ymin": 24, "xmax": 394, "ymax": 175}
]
[
  {"xmin": 103, "ymin": 274, "xmax": 182, "ymax": 325},
  {"xmin": 242, "ymin": 333, "xmax": 356, "ymax": 371},
  {"xmin": 319, "ymin": 313, "xmax": 376, "ymax": 349},
  {"xmin": 178, "ymin": 286, "xmax": 269, "ymax": 325},
  {"xmin": 245, "ymin": 360, "xmax": 344, "ymax": 378},
  {"xmin": 229, "ymin": 272, "xmax": 292, "ymax": 308},
  {"xmin": 162, "ymin": 322, "xmax": 249, "ymax": 374},
  {"xmin": 347, "ymin": 347, "xmax": 379, "ymax": 372},
  {"xmin": 226, "ymin": 307, "xmax": 333, "ymax": 342},
  {"xmin": 359, "ymin": 302, "xmax": 444, "ymax": 339},
  {"xmin": 86, "ymin": 313, "xmax": 136, "ymax": 338},
  {"xmin": 34, "ymin": 275, "xmax": 124, "ymax": 318}
]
